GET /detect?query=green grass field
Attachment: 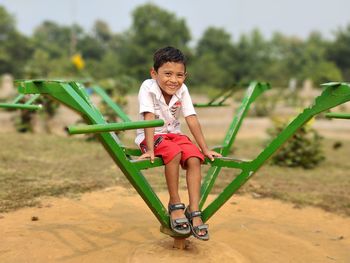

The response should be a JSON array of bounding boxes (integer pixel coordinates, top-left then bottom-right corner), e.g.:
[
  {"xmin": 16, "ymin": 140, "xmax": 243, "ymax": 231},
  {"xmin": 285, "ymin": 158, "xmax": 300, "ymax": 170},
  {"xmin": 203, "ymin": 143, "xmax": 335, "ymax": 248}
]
[{"xmin": 0, "ymin": 132, "xmax": 349, "ymax": 216}]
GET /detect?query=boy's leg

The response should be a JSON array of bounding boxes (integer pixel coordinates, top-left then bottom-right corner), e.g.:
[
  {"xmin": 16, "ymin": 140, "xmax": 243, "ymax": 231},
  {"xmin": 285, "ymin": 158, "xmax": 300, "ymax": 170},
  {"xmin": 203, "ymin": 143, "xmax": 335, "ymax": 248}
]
[
  {"xmin": 173, "ymin": 135, "xmax": 204, "ymax": 213},
  {"xmin": 185, "ymin": 157, "xmax": 201, "ymax": 211},
  {"xmin": 149, "ymin": 135, "xmax": 186, "ymax": 222},
  {"xmin": 165, "ymin": 152, "xmax": 182, "ymax": 204},
  {"xmin": 165, "ymin": 153, "xmax": 189, "ymax": 224},
  {"xmin": 173, "ymin": 134, "xmax": 206, "ymax": 236},
  {"xmin": 185, "ymin": 157, "xmax": 206, "ymax": 236}
]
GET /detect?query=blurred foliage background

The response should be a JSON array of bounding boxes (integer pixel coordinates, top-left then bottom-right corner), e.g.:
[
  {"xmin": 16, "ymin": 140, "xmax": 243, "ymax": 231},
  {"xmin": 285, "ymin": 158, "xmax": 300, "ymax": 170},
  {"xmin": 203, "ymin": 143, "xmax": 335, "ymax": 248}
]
[{"xmin": 0, "ymin": 3, "xmax": 349, "ymax": 91}]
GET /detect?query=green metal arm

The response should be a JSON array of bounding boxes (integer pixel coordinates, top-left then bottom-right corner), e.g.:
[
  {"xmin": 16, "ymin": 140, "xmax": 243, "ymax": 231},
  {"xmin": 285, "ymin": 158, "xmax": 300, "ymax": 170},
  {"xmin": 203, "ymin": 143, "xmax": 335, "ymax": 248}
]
[
  {"xmin": 122, "ymin": 147, "xmax": 142, "ymax": 156},
  {"xmin": 199, "ymin": 82, "xmax": 270, "ymax": 208},
  {"xmin": 131, "ymin": 156, "xmax": 250, "ymax": 171},
  {"xmin": 201, "ymin": 82, "xmax": 350, "ymax": 222},
  {"xmin": 0, "ymin": 94, "xmax": 42, "ymax": 110},
  {"xmin": 92, "ymin": 85, "xmax": 132, "ymax": 122},
  {"xmin": 204, "ymin": 156, "xmax": 250, "ymax": 170},
  {"xmin": 325, "ymin": 112, "xmax": 350, "ymax": 119},
  {"xmin": 131, "ymin": 157, "xmax": 164, "ymax": 170},
  {"xmin": 68, "ymin": 119, "xmax": 164, "ymax": 134},
  {"xmin": 12, "ymin": 94, "xmax": 25, "ymax": 103},
  {"xmin": 0, "ymin": 103, "xmax": 42, "ymax": 110},
  {"xmin": 193, "ymin": 102, "xmax": 230, "ymax": 107},
  {"xmin": 193, "ymin": 88, "xmax": 234, "ymax": 107}
]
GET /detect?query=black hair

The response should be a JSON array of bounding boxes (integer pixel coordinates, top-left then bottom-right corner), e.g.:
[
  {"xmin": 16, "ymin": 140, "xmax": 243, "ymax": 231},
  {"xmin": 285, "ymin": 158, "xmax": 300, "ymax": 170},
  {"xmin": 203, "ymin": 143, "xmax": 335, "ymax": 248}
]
[{"xmin": 153, "ymin": 46, "xmax": 187, "ymax": 72}]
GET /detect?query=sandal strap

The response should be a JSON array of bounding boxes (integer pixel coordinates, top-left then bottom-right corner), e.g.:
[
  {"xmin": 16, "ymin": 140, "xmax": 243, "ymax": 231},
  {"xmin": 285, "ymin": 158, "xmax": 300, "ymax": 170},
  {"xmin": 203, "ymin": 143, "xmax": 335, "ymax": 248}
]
[
  {"xmin": 187, "ymin": 210, "xmax": 202, "ymax": 219},
  {"xmin": 168, "ymin": 203, "xmax": 185, "ymax": 213},
  {"xmin": 173, "ymin": 218, "xmax": 189, "ymax": 226},
  {"xmin": 193, "ymin": 224, "xmax": 209, "ymax": 231}
]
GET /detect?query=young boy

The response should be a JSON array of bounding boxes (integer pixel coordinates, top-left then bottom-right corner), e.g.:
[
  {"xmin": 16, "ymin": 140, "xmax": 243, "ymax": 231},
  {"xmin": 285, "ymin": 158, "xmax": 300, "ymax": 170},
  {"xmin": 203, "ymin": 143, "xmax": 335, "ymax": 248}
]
[{"xmin": 136, "ymin": 46, "xmax": 221, "ymax": 241}]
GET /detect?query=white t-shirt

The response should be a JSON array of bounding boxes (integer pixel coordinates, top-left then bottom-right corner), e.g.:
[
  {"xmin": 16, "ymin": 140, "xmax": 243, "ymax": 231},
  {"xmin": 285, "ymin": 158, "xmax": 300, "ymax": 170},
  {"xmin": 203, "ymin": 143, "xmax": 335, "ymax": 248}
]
[{"xmin": 135, "ymin": 79, "xmax": 196, "ymax": 146}]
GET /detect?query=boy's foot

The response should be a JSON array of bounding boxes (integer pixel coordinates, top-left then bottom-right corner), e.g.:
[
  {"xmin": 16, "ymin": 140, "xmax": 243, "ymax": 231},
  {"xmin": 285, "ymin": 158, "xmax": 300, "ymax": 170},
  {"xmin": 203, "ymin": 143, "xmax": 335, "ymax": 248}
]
[
  {"xmin": 168, "ymin": 203, "xmax": 191, "ymax": 235},
  {"xmin": 191, "ymin": 216, "xmax": 207, "ymax": 236},
  {"xmin": 185, "ymin": 207, "xmax": 209, "ymax": 241}
]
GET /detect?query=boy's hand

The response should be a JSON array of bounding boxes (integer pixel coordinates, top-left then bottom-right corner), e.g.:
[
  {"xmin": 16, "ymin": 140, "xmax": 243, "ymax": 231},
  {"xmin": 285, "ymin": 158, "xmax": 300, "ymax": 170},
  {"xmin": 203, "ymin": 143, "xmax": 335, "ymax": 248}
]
[
  {"xmin": 203, "ymin": 149, "xmax": 222, "ymax": 162},
  {"xmin": 138, "ymin": 150, "xmax": 155, "ymax": 163}
]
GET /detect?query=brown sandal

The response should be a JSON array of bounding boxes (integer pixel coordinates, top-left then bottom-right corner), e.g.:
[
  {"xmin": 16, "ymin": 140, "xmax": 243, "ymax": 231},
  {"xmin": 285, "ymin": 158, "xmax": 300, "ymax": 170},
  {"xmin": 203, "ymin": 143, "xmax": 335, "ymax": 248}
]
[
  {"xmin": 168, "ymin": 203, "xmax": 191, "ymax": 235},
  {"xmin": 185, "ymin": 207, "xmax": 209, "ymax": 241}
]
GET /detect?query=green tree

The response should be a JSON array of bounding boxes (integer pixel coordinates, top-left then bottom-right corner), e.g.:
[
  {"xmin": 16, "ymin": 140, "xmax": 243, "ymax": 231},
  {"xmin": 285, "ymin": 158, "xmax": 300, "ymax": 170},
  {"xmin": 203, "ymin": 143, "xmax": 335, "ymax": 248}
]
[
  {"xmin": 77, "ymin": 35, "xmax": 105, "ymax": 60},
  {"xmin": 188, "ymin": 53, "xmax": 229, "ymax": 88},
  {"xmin": 32, "ymin": 21, "xmax": 80, "ymax": 58},
  {"xmin": 0, "ymin": 6, "xmax": 33, "ymax": 76},
  {"xmin": 267, "ymin": 31, "xmax": 342, "ymax": 87},
  {"xmin": 190, "ymin": 27, "xmax": 235, "ymax": 88},
  {"xmin": 88, "ymin": 51, "xmax": 122, "ymax": 79},
  {"xmin": 327, "ymin": 24, "xmax": 350, "ymax": 80},
  {"xmin": 77, "ymin": 20, "xmax": 113, "ymax": 61},
  {"xmin": 301, "ymin": 32, "xmax": 342, "ymax": 85},
  {"xmin": 118, "ymin": 3, "xmax": 191, "ymax": 80},
  {"xmin": 92, "ymin": 20, "xmax": 113, "ymax": 44},
  {"xmin": 234, "ymin": 29, "xmax": 271, "ymax": 84},
  {"xmin": 267, "ymin": 33, "xmax": 306, "ymax": 86},
  {"xmin": 24, "ymin": 49, "xmax": 51, "ymax": 77}
]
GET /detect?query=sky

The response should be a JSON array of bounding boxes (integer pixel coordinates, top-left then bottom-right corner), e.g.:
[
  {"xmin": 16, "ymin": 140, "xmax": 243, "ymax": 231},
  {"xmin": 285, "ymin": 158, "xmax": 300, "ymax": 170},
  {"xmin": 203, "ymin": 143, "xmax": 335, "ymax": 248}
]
[{"xmin": 1, "ymin": 0, "xmax": 350, "ymax": 43}]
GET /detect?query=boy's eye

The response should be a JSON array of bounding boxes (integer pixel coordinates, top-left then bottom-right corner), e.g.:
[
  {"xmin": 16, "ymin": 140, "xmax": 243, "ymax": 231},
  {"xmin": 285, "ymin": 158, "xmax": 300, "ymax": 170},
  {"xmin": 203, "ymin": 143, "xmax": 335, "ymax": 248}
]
[{"xmin": 177, "ymin": 74, "xmax": 185, "ymax": 78}]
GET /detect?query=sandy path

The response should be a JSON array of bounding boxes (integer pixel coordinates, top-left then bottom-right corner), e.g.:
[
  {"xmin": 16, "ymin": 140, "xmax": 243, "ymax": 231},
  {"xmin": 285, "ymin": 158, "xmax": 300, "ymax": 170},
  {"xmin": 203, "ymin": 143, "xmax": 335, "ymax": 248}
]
[{"xmin": 0, "ymin": 186, "xmax": 349, "ymax": 263}]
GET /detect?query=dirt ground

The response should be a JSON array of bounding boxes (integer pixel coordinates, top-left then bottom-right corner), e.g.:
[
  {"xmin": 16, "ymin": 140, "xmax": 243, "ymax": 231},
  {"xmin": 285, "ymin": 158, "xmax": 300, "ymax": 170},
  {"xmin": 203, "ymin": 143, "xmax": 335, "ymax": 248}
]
[{"xmin": 0, "ymin": 187, "xmax": 349, "ymax": 263}]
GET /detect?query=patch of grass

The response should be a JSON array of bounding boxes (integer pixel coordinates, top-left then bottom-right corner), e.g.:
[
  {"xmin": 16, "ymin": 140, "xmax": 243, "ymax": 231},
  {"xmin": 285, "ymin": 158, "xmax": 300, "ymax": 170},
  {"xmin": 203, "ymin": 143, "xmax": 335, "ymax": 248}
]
[
  {"xmin": 211, "ymin": 138, "xmax": 350, "ymax": 216},
  {"xmin": 0, "ymin": 133, "xmax": 128, "ymax": 212},
  {"xmin": 0, "ymin": 133, "xmax": 349, "ymax": 217}
]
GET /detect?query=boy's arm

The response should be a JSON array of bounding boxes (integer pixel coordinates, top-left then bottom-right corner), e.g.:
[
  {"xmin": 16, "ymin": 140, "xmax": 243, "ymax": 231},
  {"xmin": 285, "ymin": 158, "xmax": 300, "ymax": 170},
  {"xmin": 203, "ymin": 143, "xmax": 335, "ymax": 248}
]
[
  {"xmin": 138, "ymin": 112, "xmax": 156, "ymax": 163},
  {"xmin": 185, "ymin": 115, "xmax": 222, "ymax": 161}
]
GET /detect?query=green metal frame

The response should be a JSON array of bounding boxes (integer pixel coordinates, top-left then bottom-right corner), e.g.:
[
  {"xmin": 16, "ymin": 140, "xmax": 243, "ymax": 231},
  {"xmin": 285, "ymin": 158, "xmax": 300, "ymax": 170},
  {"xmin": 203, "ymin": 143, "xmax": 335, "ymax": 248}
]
[
  {"xmin": 325, "ymin": 82, "xmax": 350, "ymax": 120},
  {"xmin": 7, "ymin": 80, "xmax": 350, "ymax": 237},
  {"xmin": 0, "ymin": 93, "xmax": 42, "ymax": 110},
  {"xmin": 325, "ymin": 112, "xmax": 350, "ymax": 119},
  {"xmin": 92, "ymin": 85, "xmax": 132, "ymax": 122},
  {"xmin": 193, "ymin": 87, "xmax": 235, "ymax": 107}
]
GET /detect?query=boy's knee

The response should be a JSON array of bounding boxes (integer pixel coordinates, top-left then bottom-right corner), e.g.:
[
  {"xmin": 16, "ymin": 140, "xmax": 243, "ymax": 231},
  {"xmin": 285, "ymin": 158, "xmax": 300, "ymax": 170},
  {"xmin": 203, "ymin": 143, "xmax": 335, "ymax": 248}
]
[{"xmin": 185, "ymin": 157, "xmax": 201, "ymax": 167}]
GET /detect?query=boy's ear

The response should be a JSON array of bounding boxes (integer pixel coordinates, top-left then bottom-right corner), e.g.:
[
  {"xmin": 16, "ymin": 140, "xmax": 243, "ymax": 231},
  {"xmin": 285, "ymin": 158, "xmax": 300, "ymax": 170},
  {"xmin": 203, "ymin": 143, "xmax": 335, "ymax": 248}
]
[{"xmin": 150, "ymin": 68, "xmax": 157, "ymax": 79}]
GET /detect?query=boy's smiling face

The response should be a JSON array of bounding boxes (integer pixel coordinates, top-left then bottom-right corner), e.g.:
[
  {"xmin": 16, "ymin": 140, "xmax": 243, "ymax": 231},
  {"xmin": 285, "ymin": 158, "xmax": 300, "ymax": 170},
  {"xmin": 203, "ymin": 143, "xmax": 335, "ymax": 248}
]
[{"xmin": 151, "ymin": 62, "xmax": 187, "ymax": 99}]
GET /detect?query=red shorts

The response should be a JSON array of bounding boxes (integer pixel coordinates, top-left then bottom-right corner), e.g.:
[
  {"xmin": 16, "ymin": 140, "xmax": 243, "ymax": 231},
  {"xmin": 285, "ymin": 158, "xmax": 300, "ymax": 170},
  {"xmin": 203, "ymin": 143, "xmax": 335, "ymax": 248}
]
[{"xmin": 139, "ymin": 133, "xmax": 204, "ymax": 168}]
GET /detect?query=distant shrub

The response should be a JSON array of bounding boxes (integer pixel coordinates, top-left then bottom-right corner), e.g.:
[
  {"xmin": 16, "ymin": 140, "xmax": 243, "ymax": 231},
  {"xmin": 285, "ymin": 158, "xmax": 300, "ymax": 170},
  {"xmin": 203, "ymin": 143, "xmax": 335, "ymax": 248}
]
[
  {"xmin": 267, "ymin": 118, "xmax": 325, "ymax": 169},
  {"xmin": 249, "ymin": 90, "xmax": 278, "ymax": 117},
  {"xmin": 14, "ymin": 96, "xmax": 59, "ymax": 133}
]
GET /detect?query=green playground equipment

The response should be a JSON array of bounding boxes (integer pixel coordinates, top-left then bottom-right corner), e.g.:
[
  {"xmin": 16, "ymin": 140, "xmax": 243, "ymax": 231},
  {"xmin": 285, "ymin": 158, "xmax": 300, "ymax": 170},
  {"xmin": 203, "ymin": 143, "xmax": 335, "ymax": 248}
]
[
  {"xmin": 193, "ymin": 87, "xmax": 235, "ymax": 107},
  {"xmin": 3, "ymin": 80, "xmax": 350, "ymax": 239},
  {"xmin": 323, "ymin": 83, "xmax": 350, "ymax": 120},
  {"xmin": 0, "ymin": 93, "xmax": 42, "ymax": 110},
  {"xmin": 92, "ymin": 85, "xmax": 132, "ymax": 122},
  {"xmin": 325, "ymin": 112, "xmax": 350, "ymax": 119}
]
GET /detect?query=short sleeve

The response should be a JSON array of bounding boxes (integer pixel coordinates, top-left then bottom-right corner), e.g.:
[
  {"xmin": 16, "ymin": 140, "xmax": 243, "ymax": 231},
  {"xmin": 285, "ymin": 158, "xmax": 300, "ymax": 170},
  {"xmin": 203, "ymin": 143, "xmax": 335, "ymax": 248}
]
[
  {"xmin": 138, "ymin": 81, "xmax": 155, "ymax": 114},
  {"xmin": 181, "ymin": 84, "xmax": 196, "ymax": 117}
]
